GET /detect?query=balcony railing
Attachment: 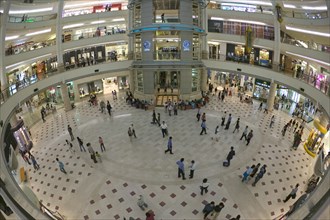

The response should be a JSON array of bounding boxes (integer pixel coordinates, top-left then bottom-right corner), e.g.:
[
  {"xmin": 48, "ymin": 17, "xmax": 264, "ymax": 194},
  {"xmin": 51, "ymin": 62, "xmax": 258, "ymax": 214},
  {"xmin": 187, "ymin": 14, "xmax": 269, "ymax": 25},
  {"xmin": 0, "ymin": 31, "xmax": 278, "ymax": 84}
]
[
  {"xmin": 5, "ymin": 39, "xmax": 56, "ymax": 56},
  {"xmin": 154, "ymin": 52, "xmax": 181, "ymax": 60},
  {"xmin": 208, "ymin": 55, "xmax": 330, "ymax": 97},
  {"xmin": 282, "ymin": 38, "xmax": 330, "ymax": 53},
  {"xmin": 8, "ymin": 14, "xmax": 57, "ymax": 23},
  {"xmin": 0, "ymin": 55, "xmax": 128, "ymax": 105},
  {"xmin": 66, "ymin": 29, "xmax": 127, "ymax": 42},
  {"xmin": 282, "ymin": 11, "xmax": 328, "ymax": 19}
]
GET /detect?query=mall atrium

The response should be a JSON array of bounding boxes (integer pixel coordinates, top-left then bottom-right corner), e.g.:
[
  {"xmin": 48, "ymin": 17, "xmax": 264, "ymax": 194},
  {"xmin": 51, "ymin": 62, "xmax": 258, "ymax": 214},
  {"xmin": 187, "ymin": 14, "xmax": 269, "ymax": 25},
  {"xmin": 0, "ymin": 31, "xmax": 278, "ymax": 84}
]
[{"xmin": 0, "ymin": 0, "xmax": 329, "ymax": 219}]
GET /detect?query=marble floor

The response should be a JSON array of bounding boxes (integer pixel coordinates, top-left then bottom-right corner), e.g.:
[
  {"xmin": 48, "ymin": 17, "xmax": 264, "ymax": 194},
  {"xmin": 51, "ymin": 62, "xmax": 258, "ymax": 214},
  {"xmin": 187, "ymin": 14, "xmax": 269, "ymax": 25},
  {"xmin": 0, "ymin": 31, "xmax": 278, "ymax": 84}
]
[{"xmin": 17, "ymin": 91, "xmax": 316, "ymax": 220}]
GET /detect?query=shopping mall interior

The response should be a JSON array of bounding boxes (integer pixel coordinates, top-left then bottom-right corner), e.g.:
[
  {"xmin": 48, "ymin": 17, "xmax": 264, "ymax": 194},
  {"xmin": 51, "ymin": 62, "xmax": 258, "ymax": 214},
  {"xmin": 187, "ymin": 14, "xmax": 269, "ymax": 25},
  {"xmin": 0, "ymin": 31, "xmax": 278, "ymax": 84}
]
[{"xmin": 0, "ymin": 0, "xmax": 329, "ymax": 219}]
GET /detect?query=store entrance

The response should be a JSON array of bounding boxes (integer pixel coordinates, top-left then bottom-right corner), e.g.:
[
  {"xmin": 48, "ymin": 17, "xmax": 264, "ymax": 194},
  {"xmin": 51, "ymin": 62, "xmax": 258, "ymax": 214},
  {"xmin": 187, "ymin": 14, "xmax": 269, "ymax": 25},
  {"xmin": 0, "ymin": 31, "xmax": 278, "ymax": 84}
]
[{"xmin": 155, "ymin": 70, "xmax": 180, "ymax": 92}]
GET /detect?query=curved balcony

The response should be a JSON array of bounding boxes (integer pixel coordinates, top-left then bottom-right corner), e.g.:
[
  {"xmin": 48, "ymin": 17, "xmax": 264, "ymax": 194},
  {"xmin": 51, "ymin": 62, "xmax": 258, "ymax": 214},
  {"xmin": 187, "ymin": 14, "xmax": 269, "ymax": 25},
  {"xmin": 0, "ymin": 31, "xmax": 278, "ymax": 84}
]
[
  {"xmin": 5, "ymin": 39, "xmax": 56, "ymax": 57},
  {"xmin": 204, "ymin": 56, "xmax": 330, "ymax": 115}
]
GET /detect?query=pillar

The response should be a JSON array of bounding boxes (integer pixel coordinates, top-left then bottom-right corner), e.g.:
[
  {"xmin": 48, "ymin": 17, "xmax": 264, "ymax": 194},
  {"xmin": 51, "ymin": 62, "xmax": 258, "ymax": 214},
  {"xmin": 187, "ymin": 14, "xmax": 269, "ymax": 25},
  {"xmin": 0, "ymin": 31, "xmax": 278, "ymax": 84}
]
[
  {"xmin": 201, "ymin": 69, "xmax": 208, "ymax": 92},
  {"xmin": 60, "ymin": 82, "xmax": 72, "ymax": 111},
  {"xmin": 56, "ymin": 0, "xmax": 64, "ymax": 66},
  {"xmin": 129, "ymin": 70, "xmax": 135, "ymax": 92},
  {"xmin": 272, "ymin": 0, "xmax": 281, "ymax": 65},
  {"xmin": 127, "ymin": 6, "xmax": 134, "ymax": 60},
  {"xmin": 72, "ymin": 82, "xmax": 80, "ymax": 102},
  {"xmin": 0, "ymin": 1, "xmax": 11, "ymax": 88},
  {"xmin": 201, "ymin": 6, "xmax": 208, "ymax": 59},
  {"xmin": 267, "ymin": 81, "xmax": 277, "ymax": 111}
]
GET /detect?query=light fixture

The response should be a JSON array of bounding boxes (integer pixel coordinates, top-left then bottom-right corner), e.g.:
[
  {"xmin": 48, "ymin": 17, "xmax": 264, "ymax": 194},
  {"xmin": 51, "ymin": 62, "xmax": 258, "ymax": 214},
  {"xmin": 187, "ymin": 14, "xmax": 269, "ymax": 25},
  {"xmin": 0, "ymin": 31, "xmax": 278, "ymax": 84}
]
[
  {"xmin": 63, "ymin": 23, "xmax": 85, "ymax": 29},
  {"xmin": 216, "ymin": 0, "xmax": 272, "ymax": 6},
  {"xmin": 5, "ymin": 35, "xmax": 19, "ymax": 41},
  {"xmin": 6, "ymin": 53, "xmax": 53, "ymax": 69},
  {"xmin": 301, "ymin": 6, "xmax": 327, "ymax": 11},
  {"xmin": 286, "ymin": 26, "xmax": 330, "ymax": 37},
  {"xmin": 8, "ymin": 7, "xmax": 53, "ymax": 14},
  {"xmin": 64, "ymin": 1, "xmax": 114, "ymax": 9},
  {"xmin": 25, "ymin": 28, "xmax": 51, "ymax": 37},
  {"xmin": 210, "ymin": 17, "xmax": 224, "ymax": 21},
  {"xmin": 91, "ymin": 20, "xmax": 106, "ymax": 24},
  {"xmin": 283, "ymin": 4, "xmax": 296, "ymax": 9},
  {"xmin": 112, "ymin": 18, "xmax": 125, "ymax": 22},
  {"xmin": 286, "ymin": 51, "xmax": 330, "ymax": 66},
  {"xmin": 228, "ymin": 19, "xmax": 267, "ymax": 26}
]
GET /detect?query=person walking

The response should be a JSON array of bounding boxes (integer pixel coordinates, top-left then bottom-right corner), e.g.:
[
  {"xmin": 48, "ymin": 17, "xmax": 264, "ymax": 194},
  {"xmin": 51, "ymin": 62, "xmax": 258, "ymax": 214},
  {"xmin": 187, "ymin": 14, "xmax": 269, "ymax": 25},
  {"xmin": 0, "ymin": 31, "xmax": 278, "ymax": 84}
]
[
  {"xmin": 282, "ymin": 124, "xmax": 288, "ymax": 136},
  {"xmin": 56, "ymin": 158, "xmax": 67, "ymax": 174},
  {"xmin": 30, "ymin": 155, "xmax": 40, "ymax": 171},
  {"xmin": 200, "ymin": 120, "xmax": 207, "ymax": 135},
  {"xmin": 201, "ymin": 113, "xmax": 206, "ymax": 121},
  {"xmin": 221, "ymin": 111, "xmax": 227, "ymax": 127},
  {"xmin": 173, "ymin": 103, "xmax": 178, "ymax": 115},
  {"xmin": 200, "ymin": 178, "xmax": 209, "ymax": 195},
  {"xmin": 283, "ymin": 184, "xmax": 299, "ymax": 203},
  {"xmin": 246, "ymin": 130, "xmax": 253, "ymax": 145},
  {"xmin": 77, "ymin": 137, "xmax": 86, "ymax": 152},
  {"xmin": 176, "ymin": 158, "xmax": 186, "ymax": 180},
  {"xmin": 240, "ymin": 126, "xmax": 248, "ymax": 140},
  {"xmin": 41, "ymin": 109, "xmax": 46, "ymax": 122},
  {"xmin": 168, "ymin": 104, "xmax": 173, "ymax": 116},
  {"xmin": 95, "ymin": 152, "xmax": 102, "ymax": 163},
  {"xmin": 202, "ymin": 201, "xmax": 215, "ymax": 220},
  {"xmin": 258, "ymin": 102, "xmax": 263, "ymax": 111},
  {"xmin": 242, "ymin": 165, "xmax": 255, "ymax": 183},
  {"xmin": 249, "ymin": 163, "xmax": 260, "ymax": 180},
  {"xmin": 252, "ymin": 165, "xmax": 267, "ymax": 186},
  {"xmin": 137, "ymin": 195, "xmax": 148, "ymax": 211},
  {"xmin": 189, "ymin": 160, "xmax": 196, "ymax": 179},
  {"xmin": 100, "ymin": 100, "xmax": 106, "ymax": 113},
  {"xmin": 270, "ymin": 115, "xmax": 275, "ymax": 128},
  {"xmin": 128, "ymin": 127, "xmax": 133, "ymax": 142},
  {"xmin": 161, "ymin": 13, "xmax": 165, "ymax": 23},
  {"xmin": 233, "ymin": 118, "xmax": 240, "ymax": 133},
  {"xmin": 160, "ymin": 121, "xmax": 168, "ymax": 138},
  {"xmin": 65, "ymin": 139, "xmax": 75, "ymax": 154},
  {"xmin": 67, "ymin": 125, "xmax": 74, "ymax": 141},
  {"xmin": 130, "ymin": 124, "xmax": 137, "ymax": 138},
  {"xmin": 98, "ymin": 137, "xmax": 106, "ymax": 152},
  {"xmin": 226, "ymin": 146, "xmax": 236, "ymax": 166},
  {"xmin": 157, "ymin": 113, "xmax": 161, "ymax": 126},
  {"xmin": 152, "ymin": 110, "xmax": 157, "ymax": 125},
  {"xmin": 210, "ymin": 202, "xmax": 225, "ymax": 220},
  {"xmin": 87, "ymin": 143, "xmax": 97, "ymax": 163},
  {"xmin": 196, "ymin": 108, "xmax": 201, "ymax": 122},
  {"xmin": 106, "ymin": 100, "xmax": 112, "ymax": 116},
  {"xmin": 224, "ymin": 114, "xmax": 232, "ymax": 130},
  {"xmin": 164, "ymin": 136, "xmax": 173, "ymax": 154}
]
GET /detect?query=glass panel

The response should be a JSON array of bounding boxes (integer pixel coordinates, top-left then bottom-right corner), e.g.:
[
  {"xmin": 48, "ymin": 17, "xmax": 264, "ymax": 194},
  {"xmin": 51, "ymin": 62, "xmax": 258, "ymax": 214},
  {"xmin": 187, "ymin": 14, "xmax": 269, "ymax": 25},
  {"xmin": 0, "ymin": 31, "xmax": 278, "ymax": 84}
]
[
  {"xmin": 136, "ymin": 71, "xmax": 144, "ymax": 92},
  {"xmin": 192, "ymin": 69, "xmax": 200, "ymax": 92}
]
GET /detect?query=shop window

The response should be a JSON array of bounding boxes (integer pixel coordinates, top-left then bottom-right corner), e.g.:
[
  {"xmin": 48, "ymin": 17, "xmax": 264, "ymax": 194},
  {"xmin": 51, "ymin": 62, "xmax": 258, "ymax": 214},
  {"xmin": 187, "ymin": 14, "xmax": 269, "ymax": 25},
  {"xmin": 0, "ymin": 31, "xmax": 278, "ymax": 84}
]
[
  {"xmin": 192, "ymin": 34, "xmax": 200, "ymax": 60},
  {"xmin": 134, "ymin": 34, "xmax": 142, "ymax": 60}
]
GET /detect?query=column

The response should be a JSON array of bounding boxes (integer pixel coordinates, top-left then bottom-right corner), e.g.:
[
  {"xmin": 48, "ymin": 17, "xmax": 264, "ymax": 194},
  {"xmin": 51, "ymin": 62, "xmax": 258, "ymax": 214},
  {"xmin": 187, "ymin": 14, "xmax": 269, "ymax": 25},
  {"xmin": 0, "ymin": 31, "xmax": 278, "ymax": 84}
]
[
  {"xmin": 201, "ymin": 69, "xmax": 207, "ymax": 92},
  {"xmin": 326, "ymin": 0, "xmax": 330, "ymax": 18},
  {"xmin": 0, "ymin": 1, "xmax": 11, "ymax": 88},
  {"xmin": 72, "ymin": 82, "xmax": 80, "ymax": 102},
  {"xmin": 129, "ymin": 70, "xmax": 135, "ymax": 92},
  {"xmin": 272, "ymin": 1, "xmax": 281, "ymax": 65},
  {"xmin": 56, "ymin": 0, "xmax": 64, "ymax": 68},
  {"xmin": 127, "ymin": 6, "xmax": 134, "ymax": 60},
  {"xmin": 201, "ymin": 6, "xmax": 208, "ymax": 59},
  {"xmin": 267, "ymin": 81, "xmax": 277, "ymax": 111},
  {"xmin": 60, "ymin": 82, "xmax": 72, "ymax": 111}
]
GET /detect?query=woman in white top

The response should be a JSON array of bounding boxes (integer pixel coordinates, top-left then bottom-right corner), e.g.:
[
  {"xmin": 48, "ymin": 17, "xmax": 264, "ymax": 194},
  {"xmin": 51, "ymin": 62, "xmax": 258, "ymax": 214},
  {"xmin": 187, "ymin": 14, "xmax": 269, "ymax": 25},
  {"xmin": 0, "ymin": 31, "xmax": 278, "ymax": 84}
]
[{"xmin": 200, "ymin": 178, "xmax": 209, "ymax": 195}]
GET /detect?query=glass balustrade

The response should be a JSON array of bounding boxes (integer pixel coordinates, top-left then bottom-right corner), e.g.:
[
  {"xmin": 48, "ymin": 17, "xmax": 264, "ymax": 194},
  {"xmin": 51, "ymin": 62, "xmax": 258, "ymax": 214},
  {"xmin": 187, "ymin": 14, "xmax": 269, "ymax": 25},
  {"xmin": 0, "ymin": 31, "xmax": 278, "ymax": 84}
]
[{"xmin": 154, "ymin": 51, "xmax": 181, "ymax": 60}]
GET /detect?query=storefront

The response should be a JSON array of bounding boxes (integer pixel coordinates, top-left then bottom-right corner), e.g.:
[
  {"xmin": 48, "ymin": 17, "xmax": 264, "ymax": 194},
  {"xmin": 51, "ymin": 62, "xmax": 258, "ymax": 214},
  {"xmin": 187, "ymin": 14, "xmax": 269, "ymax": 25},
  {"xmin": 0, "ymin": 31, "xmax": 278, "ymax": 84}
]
[
  {"xmin": 78, "ymin": 80, "xmax": 103, "ymax": 98},
  {"xmin": 11, "ymin": 119, "xmax": 32, "ymax": 152},
  {"xmin": 62, "ymin": 2, "xmax": 127, "ymax": 17},
  {"xmin": 253, "ymin": 79, "xmax": 270, "ymax": 100},
  {"xmin": 63, "ymin": 46, "xmax": 106, "ymax": 68}
]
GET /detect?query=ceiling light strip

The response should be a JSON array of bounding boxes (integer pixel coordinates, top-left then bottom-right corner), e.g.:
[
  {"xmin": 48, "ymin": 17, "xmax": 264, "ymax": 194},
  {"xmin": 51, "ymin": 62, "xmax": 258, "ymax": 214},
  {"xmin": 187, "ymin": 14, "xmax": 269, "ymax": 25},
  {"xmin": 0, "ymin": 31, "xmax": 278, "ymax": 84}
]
[
  {"xmin": 286, "ymin": 26, "xmax": 330, "ymax": 37},
  {"xmin": 25, "ymin": 28, "xmax": 52, "ymax": 37},
  {"xmin": 8, "ymin": 7, "xmax": 53, "ymax": 14}
]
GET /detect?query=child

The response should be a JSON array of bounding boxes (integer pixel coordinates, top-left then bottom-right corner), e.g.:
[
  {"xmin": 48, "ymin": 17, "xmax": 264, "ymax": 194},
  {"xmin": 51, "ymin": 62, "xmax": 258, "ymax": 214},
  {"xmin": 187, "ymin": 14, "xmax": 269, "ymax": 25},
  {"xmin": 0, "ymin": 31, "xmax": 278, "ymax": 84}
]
[
  {"xmin": 95, "ymin": 152, "xmax": 102, "ymax": 163},
  {"xmin": 137, "ymin": 195, "xmax": 148, "ymax": 210}
]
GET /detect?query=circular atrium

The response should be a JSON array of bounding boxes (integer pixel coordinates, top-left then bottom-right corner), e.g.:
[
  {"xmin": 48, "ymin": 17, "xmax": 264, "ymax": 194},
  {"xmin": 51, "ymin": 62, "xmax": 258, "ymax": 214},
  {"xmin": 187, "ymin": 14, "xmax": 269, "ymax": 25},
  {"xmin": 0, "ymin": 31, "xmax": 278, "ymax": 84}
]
[{"xmin": 0, "ymin": 0, "xmax": 329, "ymax": 220}]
